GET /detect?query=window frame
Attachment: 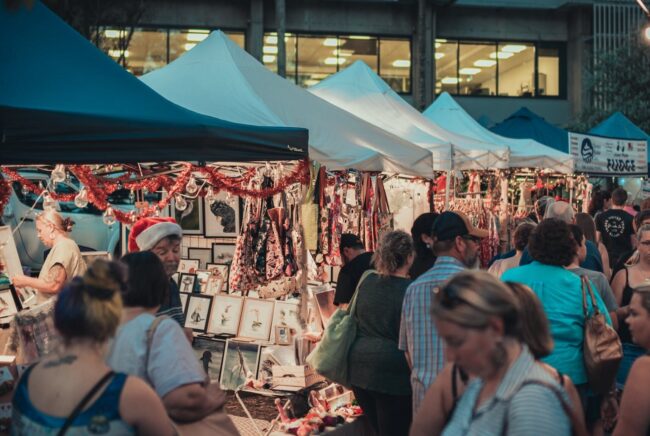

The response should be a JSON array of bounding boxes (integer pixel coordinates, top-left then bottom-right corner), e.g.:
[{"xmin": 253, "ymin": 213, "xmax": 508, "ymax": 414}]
[{"xmin": 435, "ymin": 37, "xmax": 566, "ymax": 100}]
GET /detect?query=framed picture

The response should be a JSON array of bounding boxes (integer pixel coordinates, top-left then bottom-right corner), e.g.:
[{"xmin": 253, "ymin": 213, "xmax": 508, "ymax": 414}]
[
  {"xmin": 173, "ymin": 196, "xmax": 204, "ymax": 235},
  {"xmin": 219, "ymin": 340, "xmax": 260, "ymax": 391},
  {"xmin": 331, "ymin": 266, "xmax": 340, "ymax": 283},
  {"xmin": 0, "ymin": 286, "xmax": 22, "ymax": 319},
  {"xmin": 178, "ymin": 259, "xmax": 200, "ymax": 274},
  {"xmin": 270, "ymin": 299, "xmax": 302, "ymax": 343},
  {"xmin": 178, "ymin": 273, "xmax": 197, "ymax": 293},
  {"xmin": 315, "ymin": 289, "xmax": 337, "ymax": 328},
  {"xmin": 207, "ymin": 295, "xmax": 243, "ymax": 335},
  {"xmin": 0, "ymin": 226, "xmax": 23, "ymax": 278},
  {"xmin": 184, "ymin": 294, "xmax": 213, "ymax": 332},
  {"xmin": 192, "ymin": 337, "xmax": 226, "ymax": 382},
  {"xmin": 212, "ymin": 243, "xmax": 235, "ymax": 265},
  {"xmin": 179, "ymin": 291, "xmax": 190, "ymax": 313},
  {"xmin": 195, "ymin": 270, "xmax": 211, "ymax": 294},
  {"xmin": 171, "ymin": 272, "xmax": 180, "ymax": 285},
  {"xmin": 188, "ymin": 248, "xmax": 212, "ymax": 270},
  {"xmin": 206, "ymin": 263, "xmax": 229, "ymax": 293},
  {"xmin": 204, "ymin": 193, "xmax": 240, "ymax": 238},
  {"xmin": 275, "ymin": 326, "xmax": 292, "ymax": 345},
  {"xmin": 238, "ymin": 298, "xmax": 275, "ymax": 341}
]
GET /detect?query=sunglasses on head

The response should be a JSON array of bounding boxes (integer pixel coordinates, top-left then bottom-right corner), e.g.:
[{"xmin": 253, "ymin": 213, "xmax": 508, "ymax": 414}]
[{"xmin": 434, "ymin": 285, "xmax": 487, "ymax": 312}]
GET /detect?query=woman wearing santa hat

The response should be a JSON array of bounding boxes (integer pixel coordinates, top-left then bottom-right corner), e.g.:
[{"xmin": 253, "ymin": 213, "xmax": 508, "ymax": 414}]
[{"xmin": 12, "ymin": 209, "xmax": 87, "ymax": 304}]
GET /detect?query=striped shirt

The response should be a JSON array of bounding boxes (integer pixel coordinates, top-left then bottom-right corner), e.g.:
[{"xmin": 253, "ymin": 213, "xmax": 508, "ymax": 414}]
[
  {"xmin": 157, "ymin": 279, "xmax": 186, "ymax": 326},
  {"xmin": 399, "ymin": 256, "xmax": 465, "ymax": 415},
  {"xmin": 442, "ymin": 346, "xmax": 571, "ymax": 436}
]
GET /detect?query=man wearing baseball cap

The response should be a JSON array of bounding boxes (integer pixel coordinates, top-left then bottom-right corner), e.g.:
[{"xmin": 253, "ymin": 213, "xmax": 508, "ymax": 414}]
[
  {"xmin": 399, "ymin": 211, "xmax": 487, "ymax": 416},
  {"xmin": 128, "ymin": 217, "xmax": 185, "ymax": 327}
]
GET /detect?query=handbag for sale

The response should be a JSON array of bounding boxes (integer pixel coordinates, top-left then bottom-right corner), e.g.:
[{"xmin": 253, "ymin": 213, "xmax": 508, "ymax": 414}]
[
  {"xmin": 581, "ymin": 276, "xmax": 623, "ymax": 394},
  {"xmin": 306, "ymin": 270, "xmax": 376, "ymax": 387}
]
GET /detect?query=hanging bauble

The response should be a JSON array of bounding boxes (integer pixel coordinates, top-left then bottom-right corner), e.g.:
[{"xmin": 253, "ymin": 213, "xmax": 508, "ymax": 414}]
[
  {"xmin": 186, "ymin": 176, "xmax": 199, "ymax": 195},
  {"xmin": 103, "ymin": 207, "xmax": 116, "ymax": 226},
  {"xmin": 205, "ymin": 186, "xmax": 217, "ymax": 204},
  {"xmin": 129, "ymin": 189, "xmax": 135, "ymax": 203},
  {"xmin": 20, "ymin": 185, "xmax": 29, "ymax": 197},
  {"xmin": 174, "ymin": 193, "xmax": 188, "ymax": 211},
  {"xmin": 74, "ymin": 188, "xmax": 89, "ymax": 208},
  {"xmin": 43, "ymin": 191, "xmax": 58, "ymax": 211},
  {"xmin": 51, "ymin": 165, "xmax": 66, "ymax": 184}
]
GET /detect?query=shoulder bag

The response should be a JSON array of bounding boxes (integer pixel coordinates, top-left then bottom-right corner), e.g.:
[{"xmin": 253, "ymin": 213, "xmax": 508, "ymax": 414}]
[
  {"xmin": 581, "ymin": 276, "xmax": 622, "ymax": 395},
  {"xmin": 306, "ymin": 269, "xmax": 376, "ymax": 387}
]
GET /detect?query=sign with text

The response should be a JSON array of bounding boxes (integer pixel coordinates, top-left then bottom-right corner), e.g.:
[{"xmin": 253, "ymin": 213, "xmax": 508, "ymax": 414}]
[{"xmin": 569, "ymin": 132, "xmax": 647, "ymax": 176}]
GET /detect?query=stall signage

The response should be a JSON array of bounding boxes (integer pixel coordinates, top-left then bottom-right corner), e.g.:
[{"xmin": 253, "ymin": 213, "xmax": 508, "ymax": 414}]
[{"xmin": 569, "ymin": 132, "xmax": 647, "ymax": 176}]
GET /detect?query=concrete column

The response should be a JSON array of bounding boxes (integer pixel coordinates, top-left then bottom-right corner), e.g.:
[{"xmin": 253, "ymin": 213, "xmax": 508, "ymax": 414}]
[
  {"xmin": 413, "ymin": 0, "xmax": 434, "ymax": 110},
  {"xmin": 276, "ymin": 0, "xmax": 286, "ymax": 78},
  {"xmin": 567, "ymin": 6, "xmax": 592, "ymax": 119},
  {"xmin": 247, "ymin": 0, "xmax": 263, "ymax": 61}
]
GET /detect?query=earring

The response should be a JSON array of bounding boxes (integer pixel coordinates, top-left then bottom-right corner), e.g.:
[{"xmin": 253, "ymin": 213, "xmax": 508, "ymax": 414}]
[
  {"xmin": 49, "ymin": 232, "xmax": 56, "ymax": 240},
  {"xmin": 425, "ymin": 243, "xmax": 431, "ymax": 249}
]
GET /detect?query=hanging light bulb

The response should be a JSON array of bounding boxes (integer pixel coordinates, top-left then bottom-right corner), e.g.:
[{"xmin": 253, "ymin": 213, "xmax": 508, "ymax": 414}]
[
  {"xmin": 103, "ymin": 207, "xmax": 116, "ymax": 226},
  {"xmin": 205, "ymin": 186, "xmax": 217, "ymax": 204},
  {"xmin": 174, "ymin": 193, "xmax": 188, "ymax": 211},
  {"xmin": 142, "ymin": 187, "xmax": 149, "ymax": 196},
  {"xmin": 129, "ymin": 189, "xmax": 135, "ymax": 203},
  {"xmin": 186, "ymin": 176, "xmax": 199, "ymax": 195},
  {"xmin": 74, "ymin": 188, "xmax": 89, "ymax": 208},
  {"xmin": 51, "ymin": 165, "xmax": 66, "ymax": 183},
  {"xmin": 20, "ymin": 185, "xmax": 29, "ymax": 197},
  {"xmin": 42, "ymin": 191, "xmax": 57, "ymax": 211}
]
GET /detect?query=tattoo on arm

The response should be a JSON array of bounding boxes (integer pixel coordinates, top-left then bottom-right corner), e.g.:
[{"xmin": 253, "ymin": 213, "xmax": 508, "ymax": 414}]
[
  {"xmin": 45, "ymin": 264, "xmax": 66, "ymax": 289},
  {"xmin": 43, "ymin": 355, "xmax": 78, "ymax": 368}
]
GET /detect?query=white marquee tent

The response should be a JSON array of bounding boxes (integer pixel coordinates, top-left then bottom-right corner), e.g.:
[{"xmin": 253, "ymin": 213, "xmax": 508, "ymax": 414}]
[
  {"xmin": 423, "ymin": 93, "xmax": 574, "ymax": 174},
  {"xmin": 140, "ymin": 31, "xmax": 434, "ymax": 177},
  {"xmin": 309, "ymin": 61, "xmax": 510, "ymax": 171}
]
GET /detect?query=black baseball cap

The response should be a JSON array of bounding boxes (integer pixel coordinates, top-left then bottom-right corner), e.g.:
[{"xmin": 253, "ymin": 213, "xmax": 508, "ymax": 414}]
[
  {"xmin": 340, "ymin": 233, "xmax": 364, "ymax": 250},
  {"xmin": 432, "ymin": 211, "xmax": 488, "ymax": 241}
]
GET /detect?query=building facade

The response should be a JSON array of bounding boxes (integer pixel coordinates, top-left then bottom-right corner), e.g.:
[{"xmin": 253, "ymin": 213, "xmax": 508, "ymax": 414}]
[{"xmin": 91, "ymin": 0, "xmax": 646, "ymax": 128}]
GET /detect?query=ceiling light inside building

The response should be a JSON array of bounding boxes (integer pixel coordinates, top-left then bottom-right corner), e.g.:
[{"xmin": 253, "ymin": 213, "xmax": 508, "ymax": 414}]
[
  {"xmin": 489, "ymin": 51, "xmax": 514, "ymax": 59},
  {"xmin": 324, "ymin": 57, "xmax": 346, "ymax": 65},
  {"xmin": 263, "ymin": 46, "xmax": 278, "ymax": 54},
  {"xmin": 459, "ymin": 67, "xmax": 481, "ymax": 75},
  {"xmin": 474, "ymin": 59, "xmax": 496, "ymax": 67},
  {"xmin": 304, "ymin": 79, "xmax": 320, "ymax": 86},
  {"xmin": 501, "ymin": 44, "xmax": 527, "ymax": 53},
  {"xmin": 392, "ymin": 59, "xmax": 411, "ymax": 68},
  {"xmin": 108, "ymin": 49, "xmax": 129, "ymax": 58},
  {"xmin": 104, "ymin": 29, "xmax": 124, "ymax": 38},
  {"xmin": 435, "ymin": 53, "xmax": 445, "ymax": 59},
  {"xmin": 332, "ymin": 49, "xmax": 354, "ymax": 57},
  {"xmin": 266, "ymin": 35, "xmax": 278, "ymax": 44},
  {"xmin": 349, "ymin": 35, "xmax": 371, "ymax": 40},
  {"xmin": 186, "ymin": 33, "xmax": 209, "ymax": 42},
  {"xmin": 188, "ymin": 29, "xmax": 209, "ymax": 34},
  {"xmin": 323, "ymin": 38, "xmax": 339, "ymax": 47},
  {"xmin": 441, "ymin": 77, "xmax": 460, "ymax": 84},
  {"xmin": 263, "ymin": 55, "xmax": 276, "ymax": 63}
]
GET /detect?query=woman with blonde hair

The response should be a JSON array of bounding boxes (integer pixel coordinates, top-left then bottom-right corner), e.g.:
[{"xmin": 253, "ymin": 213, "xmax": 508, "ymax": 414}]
[
  {"xmin": 347, "ymin": 230, "xmax": 415, "ymax": 436},
  {"xmin": 12, "ymin": 209, "xmax": 86, "ymax": 303},
  {"xmin": 11, "ymin": 260, "xmax": 173, "ymax": 435}
]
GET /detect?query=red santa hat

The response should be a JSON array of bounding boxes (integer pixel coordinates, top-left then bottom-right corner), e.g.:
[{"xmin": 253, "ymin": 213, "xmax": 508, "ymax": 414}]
[{"xmin": 128, "ymin": 217, "xmax": 183, "ymax": 252}]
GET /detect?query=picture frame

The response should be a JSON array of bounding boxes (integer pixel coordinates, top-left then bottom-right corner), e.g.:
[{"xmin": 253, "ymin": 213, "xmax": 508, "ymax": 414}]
[
  {"xmin": 173, "ymin": 196, "xmax": 204, "ymax": 235},
  {"xmin": 219, "ymin": 340, "xmax": 260, "ymax": 391},
  {"xmin": 171, "ymin": 272, "xmax": 180, "ymax": 285},
  {"xmin": 275, "ymin": 326, "xmax": 292, "ymax": 345},
  {"xmin": 206, "ymin": 263, "xmax": 229, "ymax": 293},
  {"xmin": 204, "ymin": 193, "xmax": 240, "ymax": 238},
  {"xmin": 184, "ymin": 294, "xmax": 213, "ymax": 332},
  {"xmin": 188, "ymin": 248, "xmax": 212, "ymax": 270},
  {"xmin": 0, "ymin": 286, "xmax": 22, "ymax": 319},
  {"xmin": 238, "ymin": 298, "xmax": 275, "ymax": 341},
  {"xmin": 179, "ymin": 291, "xmax": 190, "ymax": 313},
  {"xmin": 207, "ymin": 295, "xmax": 243, "ymax": 335},
  {"xmin": 270, "ymin": 299, "xmax": 302, "ymax": 343},
  {"xmin": 315, "ymin": 289, "xmax": 337, "ymax": 328},
  {"xmin": 192, "ymin": 337, "xmax": 226, "ymax": 382},
  {"xmin": 195, "ymin": 270, "xmax": 211, "ymax": 294},
  {"xmin": 178, "ymin": 273, "xmax": 197, "ymax": 293},
  {"xmin": 0, "ymin": 226, "xmax": 23, "ymax": 278},
  {"xmin": 331, "ymin": 266, "xmax": 340, "ymax": 283},
  {"xmin": 178, "ymin": 259, "xmax": 200, "ymax": 274},
  {"xmin": 211, "ymin": 243, "xmax": 235, "ymax": 265}
]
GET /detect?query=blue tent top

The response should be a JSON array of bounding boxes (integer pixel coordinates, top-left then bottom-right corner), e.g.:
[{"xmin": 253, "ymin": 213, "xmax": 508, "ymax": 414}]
[
  {"xmin": 0, "ymin": 2, "xmax": 308, "ymax": 164},
  {"xmin": 588, "ymin": 112, "xmax": 649, "ymax": 141},
  {"xmin": 490, "ymin": 107, "xmax": 569, "ymax": 153}
]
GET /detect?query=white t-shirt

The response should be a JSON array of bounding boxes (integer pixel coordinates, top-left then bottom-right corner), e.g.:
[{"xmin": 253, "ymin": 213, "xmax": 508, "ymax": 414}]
[{"xmin": 107, "ymin": 313, "xmax": 205, "ymax": 398}]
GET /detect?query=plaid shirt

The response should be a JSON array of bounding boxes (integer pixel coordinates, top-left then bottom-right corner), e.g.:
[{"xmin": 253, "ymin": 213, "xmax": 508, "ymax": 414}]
[{"xmin": 399, "ymin": 256, "xmax": 466, "ymax": 415}]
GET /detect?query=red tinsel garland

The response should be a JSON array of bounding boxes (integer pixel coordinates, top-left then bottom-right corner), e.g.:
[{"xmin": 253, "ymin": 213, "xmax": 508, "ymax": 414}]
[{"xmin": 0, "ymin": 159, "xmax": 309, "ymax": 225}]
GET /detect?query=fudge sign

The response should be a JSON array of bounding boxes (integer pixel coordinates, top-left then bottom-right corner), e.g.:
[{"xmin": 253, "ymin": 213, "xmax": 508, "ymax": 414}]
[{"xmin": 569, "ymin": 132, "xmax": 647, "ymax": 176}]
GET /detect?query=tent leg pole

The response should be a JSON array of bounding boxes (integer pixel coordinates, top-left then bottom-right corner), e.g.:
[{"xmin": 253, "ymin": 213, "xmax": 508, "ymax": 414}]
[{"xmin": 444, "ymin": 170, "xmax": 451, "ymax": 210}]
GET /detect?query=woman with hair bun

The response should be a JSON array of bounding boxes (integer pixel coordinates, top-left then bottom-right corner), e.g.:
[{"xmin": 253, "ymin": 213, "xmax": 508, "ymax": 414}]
[
  {"xmin": 347, "ymin": 230, "xmax": 415, "ymax": 436},
  {"xmin": 12, "ymin": 209, "xmax": 86, "ymax": 304},
  {"xmin": 11, "ymin": 260, "xmax": 174, "ymax": 435}
]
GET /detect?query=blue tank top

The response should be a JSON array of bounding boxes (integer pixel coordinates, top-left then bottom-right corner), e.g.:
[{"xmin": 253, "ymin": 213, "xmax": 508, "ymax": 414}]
[{"xmin": 11, "ymin": 365, "xmax": 135, "ymax": 435}]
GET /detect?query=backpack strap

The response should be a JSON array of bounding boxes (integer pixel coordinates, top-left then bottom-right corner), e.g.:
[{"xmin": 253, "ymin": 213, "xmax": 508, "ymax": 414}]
[
  {"xmin": 348, "ymin": 269, "xmax": 377, "ymax": 317},
  {"xmin": 56, "ymin": 371, "xmax": 115, "ymax": 436},
  {"xmin": 144, "ymin": 315, "xmax": 168, "ymax": 382}
]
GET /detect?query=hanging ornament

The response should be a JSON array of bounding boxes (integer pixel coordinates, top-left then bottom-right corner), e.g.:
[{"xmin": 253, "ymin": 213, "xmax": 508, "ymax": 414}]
[
  {"xmin": 129, "ymin": 189, "xmax": 135, "ymax": 203},
  {"xmin": 186, "ymin": 175, "xmax": 199, "ymax": 195},
  {"xmin": 74, "ymin": 188, "xmax": 89, "ymax": 208},
  {"xmin": 103, "ymin": 207, "xmax": 116, "ymax": 226},
  {"xmin": 20, "ymin": 185, "xmax": 29, "ymax": 197},
  {"xmin": 43, "ymin": 191, "xmax": 57, "ymax": 211},
  {"xmin": 205, "ymin": 186, "xmax": 217, "ymax": 204},
  {"xmin": 174, "ymin": 193, "xmax": 188, "ymax": 211},
  {"xmin": 51, "ymin": 165, "xmax": 66, "ymax": 184},
  {"xmin": 143, "ymin": 187, "xmax": 149, "ymax": 196}
]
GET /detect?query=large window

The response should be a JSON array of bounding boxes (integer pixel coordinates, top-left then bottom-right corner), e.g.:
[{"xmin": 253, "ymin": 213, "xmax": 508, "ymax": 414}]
[
  {"xmin": 264, "ymin": 33, "xmax": 412, "ymax": 93},
  {"xmin": 100, "ymin": 27, "xmax": 245, "ymax": 76},
  {"xmin": 435, "ymin": 38, "xmax": 564, "ymax": 98}
]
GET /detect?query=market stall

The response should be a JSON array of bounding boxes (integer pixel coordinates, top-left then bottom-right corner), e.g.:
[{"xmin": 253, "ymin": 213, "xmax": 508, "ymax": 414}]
[{"xmin": 490, "ymin": 107, "xmax": 570, "ymax": 154}]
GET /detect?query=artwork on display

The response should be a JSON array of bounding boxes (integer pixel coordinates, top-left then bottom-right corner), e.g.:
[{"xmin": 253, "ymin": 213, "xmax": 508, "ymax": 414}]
[
  {"xmin": 275, "ymin": 326, "xmax": 292, "ymax": 345},
  {"xmin": 171, "ymin": 272, "xmax": 180, "ymax": 285},
  {"xmin": 178, "ymin": 273, "xmax": 197, "ymax": 293},
  {"xmin": 0, "ymin": 286, "xmax": 22, "ymax": 318},
  {"xmin": 315, "ymin": 289, "xmax": 337, "ymax": 328},
  {"xmin": 219, "ymin": 340, "xmax": 260, "ymax": 391},
  {"xmin": 0, "ymin": 226, "xmax": 23, "ymax": 278},
  {"xmin": 179, "ymin": 292, "xmax": 190, "ymax": 313},
  {"xmin": 184, "ymin": 294, "xmax": 213, "ymax": 332},
  {"xmin": 195, "ymin": 271, "xmax": 211, "ymax": 294},
  {"xmin": 192, "ymin": 337, "xmax": 226, "ymax": 382},
  {"xmin": 270, "ymin": 299, "xmax": 302, "ymax": 343},
  {"xmin": 178, "ymin": 259, "xmax": 200, "ymax": 274},
  {"xmin": 207, "ymin": 295, "xmax": 243, "ymax": 335},
  {"xmin": 81, "ymin": 251, "xmax": 111, "ymax": 268},
  {"xmin": 331, "ymin": 266, "xmax": 340, "ymax": 283},
  {"xmin": 173, "ymin": 196, "xmax": 204, "ymax": 235},
  {"xmin": 238, "ymin": 298, "xmax": 275, "ymax": 341},
  {"xmin": 204, "ymin": 193, "xmax": 240, "ymax": 238},
  {"xmin": 212, "ymin": 243, "xmax": 235, "ymax": 265},
  {"xmin": 188, "ymin": 248, "xmax": 212, "ymax": 270},
  {"xmin": 205, "ymin": 263, "xmax": 229, "ymax": 294}
]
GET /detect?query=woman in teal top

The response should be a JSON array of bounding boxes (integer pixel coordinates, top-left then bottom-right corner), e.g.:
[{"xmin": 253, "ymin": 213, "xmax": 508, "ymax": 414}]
[
  {"xmin": 11, "ymin": 260, "xmax": 173, "ymax": 435},
  {"xmin": 348, "ymin": 230, "xmax": 414, "ymax": 436},
  {"xmin": 502, "ymin": 220, "xmax": 611, "ymax": 402}
]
